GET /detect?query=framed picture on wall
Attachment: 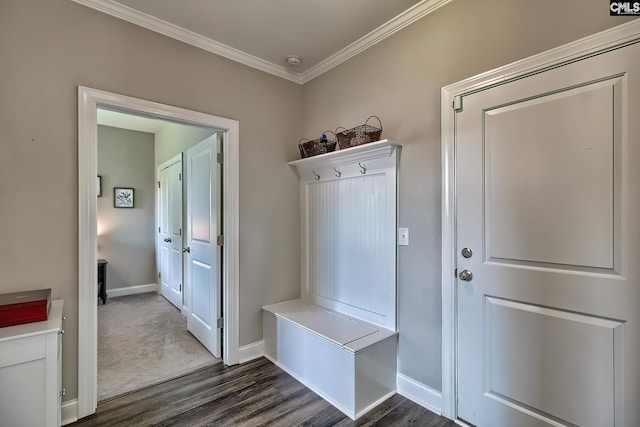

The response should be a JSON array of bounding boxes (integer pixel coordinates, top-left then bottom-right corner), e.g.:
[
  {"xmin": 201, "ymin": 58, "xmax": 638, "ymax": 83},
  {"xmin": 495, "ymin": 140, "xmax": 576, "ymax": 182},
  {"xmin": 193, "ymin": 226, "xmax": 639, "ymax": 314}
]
[{"xmin": 114, "ymin": 187, "xmax": 134, "ymax": 208}]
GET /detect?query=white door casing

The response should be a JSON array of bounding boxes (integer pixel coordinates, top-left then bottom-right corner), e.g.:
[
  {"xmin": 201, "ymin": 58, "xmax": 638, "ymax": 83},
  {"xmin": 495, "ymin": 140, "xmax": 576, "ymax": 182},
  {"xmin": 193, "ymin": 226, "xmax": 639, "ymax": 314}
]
[
  {"xmin": 78, "ymin": 87, "xmax": 240, "ymax": 419},
  {"xmin": 158, "ymin": 154, "xmax": 183, "ymax": 309},
  {"xmin": 186, "ymin": 135, "xmax": 222, "ymax": 358},
  {"xmin": 442, "ymin": 21, "xmax": 640, "ymax": 427}
]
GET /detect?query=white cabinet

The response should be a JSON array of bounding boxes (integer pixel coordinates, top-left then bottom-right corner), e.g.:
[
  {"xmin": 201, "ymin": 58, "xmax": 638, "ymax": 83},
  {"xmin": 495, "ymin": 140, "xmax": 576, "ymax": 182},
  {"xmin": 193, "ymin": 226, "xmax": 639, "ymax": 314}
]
[{"xmin": 0, "ymin": 300, "xmax": 64, "ymax": 427}]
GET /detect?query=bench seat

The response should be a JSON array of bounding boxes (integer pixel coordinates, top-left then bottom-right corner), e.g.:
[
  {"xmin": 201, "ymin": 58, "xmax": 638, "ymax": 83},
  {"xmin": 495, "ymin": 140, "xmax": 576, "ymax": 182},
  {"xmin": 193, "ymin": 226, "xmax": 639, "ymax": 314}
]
[{"xmin": 263, "ymin": 299, "xmax": 398, "ymax": 420}]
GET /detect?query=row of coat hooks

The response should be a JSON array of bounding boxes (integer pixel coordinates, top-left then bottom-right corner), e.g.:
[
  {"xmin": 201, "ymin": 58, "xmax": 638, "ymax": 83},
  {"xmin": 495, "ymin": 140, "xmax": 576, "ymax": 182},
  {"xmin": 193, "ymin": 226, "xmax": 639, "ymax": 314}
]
[{"xmin": 312, "ymin": 163, "xmax": 368, "ymax": 181}]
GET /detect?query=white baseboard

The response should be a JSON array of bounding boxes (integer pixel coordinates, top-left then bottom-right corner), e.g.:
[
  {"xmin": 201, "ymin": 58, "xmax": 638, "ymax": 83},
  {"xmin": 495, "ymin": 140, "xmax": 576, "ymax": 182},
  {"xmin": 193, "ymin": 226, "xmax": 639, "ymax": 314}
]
[
  {"xmin": 238, "ymin": 340, "xmax": 264, "ymax": 363},
  {"xmin": 397, "ymin": 373, "xmax": 442, "ymax": 415},
  {"xmin": 107, "ymin": 283, "xmax": 158, "ymax": 298},
  {"xmin": 61, "ymin": 399, "xmax": 78, "ymax": 426}
]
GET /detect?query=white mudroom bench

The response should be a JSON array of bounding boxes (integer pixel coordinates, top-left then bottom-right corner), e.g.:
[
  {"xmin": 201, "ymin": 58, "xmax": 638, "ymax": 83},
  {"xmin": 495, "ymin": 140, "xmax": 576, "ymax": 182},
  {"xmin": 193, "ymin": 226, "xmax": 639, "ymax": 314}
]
[
  {"xmin": 263, "ymin": 141, "xmax": 401, "ymax": 420},
  {"xmin": 263, "ymin": 299, "xmax": 397, "ymax": 419}
]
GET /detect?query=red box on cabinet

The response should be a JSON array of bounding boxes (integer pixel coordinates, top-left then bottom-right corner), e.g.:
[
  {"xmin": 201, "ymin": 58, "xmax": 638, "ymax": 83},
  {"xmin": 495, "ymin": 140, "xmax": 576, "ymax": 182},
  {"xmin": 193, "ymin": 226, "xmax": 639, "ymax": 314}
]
[{"xmin": 0, "ymin": 288, "xmax": 51, "ymax": 328}]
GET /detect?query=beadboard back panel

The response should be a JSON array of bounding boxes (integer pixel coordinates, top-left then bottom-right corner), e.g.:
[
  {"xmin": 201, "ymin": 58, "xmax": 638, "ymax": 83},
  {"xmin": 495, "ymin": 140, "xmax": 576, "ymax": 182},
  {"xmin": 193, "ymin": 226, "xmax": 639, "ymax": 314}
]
[{"xmin": 289, "ymin": 141, "xmax": 400, "ymax": 330}]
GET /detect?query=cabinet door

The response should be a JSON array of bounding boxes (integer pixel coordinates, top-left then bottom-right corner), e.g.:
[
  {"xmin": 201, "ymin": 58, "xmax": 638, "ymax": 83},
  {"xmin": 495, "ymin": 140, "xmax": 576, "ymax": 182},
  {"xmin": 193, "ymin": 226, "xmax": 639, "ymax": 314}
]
[{"xmin": 0, "ymin": 335, "xmax": 48, "ymax": 427}]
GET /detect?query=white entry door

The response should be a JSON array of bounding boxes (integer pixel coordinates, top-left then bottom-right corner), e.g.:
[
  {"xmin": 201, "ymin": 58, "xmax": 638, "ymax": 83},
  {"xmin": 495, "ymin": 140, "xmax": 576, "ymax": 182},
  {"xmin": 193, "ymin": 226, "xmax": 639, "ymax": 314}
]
[
  {"xmin": 158, "ymin": 154, "xmax": 183, "ymax": 310},
  {"xmin": 185, "ymin": 134, "xmax": 221, "ymax": 358},
  {"xmin": 456, "ymin": 42, "xmax": 640, "ymax": 426}
]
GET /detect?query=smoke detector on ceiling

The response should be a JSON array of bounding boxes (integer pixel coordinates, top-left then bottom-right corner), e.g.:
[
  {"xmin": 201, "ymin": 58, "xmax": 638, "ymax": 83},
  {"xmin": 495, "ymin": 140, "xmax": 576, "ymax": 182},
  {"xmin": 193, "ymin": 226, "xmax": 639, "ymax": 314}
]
[{"xmin": 286, "ymin": 56, "xmax": 302, "ymax": 67}]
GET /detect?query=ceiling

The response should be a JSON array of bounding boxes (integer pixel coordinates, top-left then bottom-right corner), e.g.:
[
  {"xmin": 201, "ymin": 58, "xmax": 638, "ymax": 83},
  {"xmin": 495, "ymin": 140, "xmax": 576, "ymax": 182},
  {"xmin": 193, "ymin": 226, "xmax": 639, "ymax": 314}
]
[{"xmin": 72, "ymin": 0, "xmax": 451, "ymax": 84}]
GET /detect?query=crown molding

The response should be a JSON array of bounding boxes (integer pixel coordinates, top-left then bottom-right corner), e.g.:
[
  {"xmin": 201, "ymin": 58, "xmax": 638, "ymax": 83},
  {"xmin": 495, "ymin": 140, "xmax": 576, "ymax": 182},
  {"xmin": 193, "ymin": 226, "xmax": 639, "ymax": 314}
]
[
  {"xmin": 70, "ymin": 0, "xmax": 303, "ymax": 83},
  {"xmin": 299, "ymin": 0, "xmax": 452, "ymax": 84},
  {"xmin": 70, "ymin": 0, "xmax": 451, "ymax": 85}
]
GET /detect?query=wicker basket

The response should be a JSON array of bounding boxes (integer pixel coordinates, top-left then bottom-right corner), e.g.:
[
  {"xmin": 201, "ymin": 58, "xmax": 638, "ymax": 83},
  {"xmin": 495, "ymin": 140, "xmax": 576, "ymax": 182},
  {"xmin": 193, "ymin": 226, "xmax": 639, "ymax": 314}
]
[
  {"xmin": 335, "ymin": 115, "xmax": 382, "ymax": 150},
  {"xmin": 298, "ymin": 131, "xmax": 337, "ymax": 158}
]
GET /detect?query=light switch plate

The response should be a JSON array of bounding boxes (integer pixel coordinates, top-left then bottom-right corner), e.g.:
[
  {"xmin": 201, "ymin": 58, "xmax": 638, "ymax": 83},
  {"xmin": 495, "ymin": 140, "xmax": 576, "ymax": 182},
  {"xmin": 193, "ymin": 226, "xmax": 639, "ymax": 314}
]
[{"xmin": 398, "ymin": 228, "xmax": 409, "ymax": 246}]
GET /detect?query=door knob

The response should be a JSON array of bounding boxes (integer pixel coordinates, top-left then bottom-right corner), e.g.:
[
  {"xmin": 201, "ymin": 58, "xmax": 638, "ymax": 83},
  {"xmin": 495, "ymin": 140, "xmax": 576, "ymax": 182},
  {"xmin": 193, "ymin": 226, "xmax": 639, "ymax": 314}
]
[
  {"xmin": 458, "ymin": 270, "xmax": 473, "ymax": 281},
  {"xmin": 182, "ymin": 247, "xmax": 190, "ymax": 253},
  {"xmin": 164, "ymin": 238, "xmax": 172, "ymax": 243}
]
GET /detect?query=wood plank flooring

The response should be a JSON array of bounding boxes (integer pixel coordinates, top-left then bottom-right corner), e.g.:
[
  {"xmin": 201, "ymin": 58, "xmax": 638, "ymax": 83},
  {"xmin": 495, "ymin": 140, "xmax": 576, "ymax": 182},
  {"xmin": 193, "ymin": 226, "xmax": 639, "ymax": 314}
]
[{"xmin": 71, "ymin": 357, "xmax": 455, "ymax": 427}]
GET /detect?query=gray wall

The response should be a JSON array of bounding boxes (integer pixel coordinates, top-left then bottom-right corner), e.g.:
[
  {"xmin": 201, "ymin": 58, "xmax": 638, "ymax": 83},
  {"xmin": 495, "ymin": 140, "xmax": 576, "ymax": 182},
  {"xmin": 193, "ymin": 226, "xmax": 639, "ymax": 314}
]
[
  {"xmin": 301, "ymin": 0, "xmax": 637, "ymax": 391},
  {"xmin": 0, "ymin": 0, "xmax": 302, "ymax": 403},
  {"xmin": 98, "ymin": 125, "xmax": 156, "ymax": 289}
]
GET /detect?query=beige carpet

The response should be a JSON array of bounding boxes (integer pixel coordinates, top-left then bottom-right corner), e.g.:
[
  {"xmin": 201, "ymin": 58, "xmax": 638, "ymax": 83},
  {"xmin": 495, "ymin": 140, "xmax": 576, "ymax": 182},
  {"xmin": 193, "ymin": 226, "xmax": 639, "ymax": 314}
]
[{"xmin": 98, "ymin": 292, "xmax": 219, "ymax": 401}]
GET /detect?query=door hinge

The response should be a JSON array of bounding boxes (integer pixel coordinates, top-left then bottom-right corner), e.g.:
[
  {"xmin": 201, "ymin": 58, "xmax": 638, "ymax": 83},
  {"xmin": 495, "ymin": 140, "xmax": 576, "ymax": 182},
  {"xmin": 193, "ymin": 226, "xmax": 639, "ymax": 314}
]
[
  {"xmin": 179, "ymin": 173, "xmax": 182, "ymax": 181},
  {"xmin": 453, "ymin": 95, "xmax": 463, "ymax": 112},
  {"xmin": 158, "ymin": 272, "xmax": 161, "ymax": 279},
  {"xmin": 217, "ymin": 235, "xmax": 224, "ymax": 246},
  {"xmin": 216, "ymin": 317, "xmax": 223, "ymax": 328},
  {"xmin": 217, "ymin": 153, "xmax": 223, "ymax": 164},
  {"xmin": 157, "ymin": 181, "xmax": 160, "ymax": 188},
  {"xmin": 179, "ymin": 284, "xmax": 182, "ymax": 292},
  {"xmin": 158, "ymin": 227, "xmax": 161, "ymax": 233},
  {"xmin": 59, "ymin": 388, "xmax": 66, "ymax": 398},
  {"xmin": 454, "ymin": 268, "xmax": 458, "ymax": 278}
]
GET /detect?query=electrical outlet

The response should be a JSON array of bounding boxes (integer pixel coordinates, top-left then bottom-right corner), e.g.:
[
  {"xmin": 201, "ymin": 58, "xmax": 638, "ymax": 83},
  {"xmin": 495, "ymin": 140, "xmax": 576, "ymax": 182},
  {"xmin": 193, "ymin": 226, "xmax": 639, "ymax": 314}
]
[{"xmin": 398, "ymin": 228, "xmax": 409, "ymax": 246}]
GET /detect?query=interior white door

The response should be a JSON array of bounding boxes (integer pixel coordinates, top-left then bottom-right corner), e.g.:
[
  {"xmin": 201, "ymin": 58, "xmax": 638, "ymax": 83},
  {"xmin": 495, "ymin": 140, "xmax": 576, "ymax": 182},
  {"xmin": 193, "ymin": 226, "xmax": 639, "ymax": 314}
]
[
  {"xmin": 185, "ymin": 134, "xmax": 221, "ymax": 357},
  {"xmin": 456, "ymin": 42, "xmax": 640, "ymax": 427},
  {"xmin": 158, "ymin": 155, "xmax": 183, "ymax": 310}
]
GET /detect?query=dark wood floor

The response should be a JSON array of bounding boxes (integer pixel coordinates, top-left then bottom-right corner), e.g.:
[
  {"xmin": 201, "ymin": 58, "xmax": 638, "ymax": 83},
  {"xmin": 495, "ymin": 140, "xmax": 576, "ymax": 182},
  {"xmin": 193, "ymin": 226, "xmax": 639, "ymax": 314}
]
[{"xmin": 71, "ymin": 357, "xmax": 455, "ymax": 427}]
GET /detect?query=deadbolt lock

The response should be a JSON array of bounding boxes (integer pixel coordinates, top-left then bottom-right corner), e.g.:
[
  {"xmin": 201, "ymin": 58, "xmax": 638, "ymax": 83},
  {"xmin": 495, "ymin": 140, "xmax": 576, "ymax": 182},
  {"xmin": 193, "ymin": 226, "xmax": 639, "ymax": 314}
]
[{"xmin": 461, "ymin": 248, "xmax": 473, "ymax": 258}]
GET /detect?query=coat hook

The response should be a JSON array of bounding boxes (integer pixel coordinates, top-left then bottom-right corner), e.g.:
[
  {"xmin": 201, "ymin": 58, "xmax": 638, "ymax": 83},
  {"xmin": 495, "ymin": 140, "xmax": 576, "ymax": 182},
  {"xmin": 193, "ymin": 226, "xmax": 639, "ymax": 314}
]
[
  {"xmin": 359, "ymin": 163, "xmax": 367, "ymax": 175},
  {"xmin": 334, "ymin": 168, "xmax": 342, "ymax": 178},
  {"xmin": 313, "ymin": 171, "xmax": 320, "ymax": 181}
]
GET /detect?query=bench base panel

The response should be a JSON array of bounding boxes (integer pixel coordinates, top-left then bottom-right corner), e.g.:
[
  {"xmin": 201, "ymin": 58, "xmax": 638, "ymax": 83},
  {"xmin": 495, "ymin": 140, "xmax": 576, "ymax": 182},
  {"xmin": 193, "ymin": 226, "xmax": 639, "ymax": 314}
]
[{"xmin": 263, "ymin": 305, "xmax": 398, "ymax": 420}]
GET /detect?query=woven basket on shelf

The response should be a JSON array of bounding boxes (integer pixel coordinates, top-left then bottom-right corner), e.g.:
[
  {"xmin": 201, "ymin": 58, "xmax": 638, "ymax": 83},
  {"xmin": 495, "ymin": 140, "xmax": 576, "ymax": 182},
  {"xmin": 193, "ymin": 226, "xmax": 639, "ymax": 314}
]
[
  {"xmin": 335, "ymin": 115, "xmax": 382, "ymax": 150},
  {"xmin": 298, "ymin": 130, "xmax": 337, "ymax": 158}
]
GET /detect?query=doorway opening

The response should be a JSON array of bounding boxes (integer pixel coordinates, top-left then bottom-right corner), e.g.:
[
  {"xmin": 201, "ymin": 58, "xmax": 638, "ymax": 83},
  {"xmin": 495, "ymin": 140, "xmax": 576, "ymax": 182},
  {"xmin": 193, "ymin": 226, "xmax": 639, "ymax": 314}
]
[
  {"xmin": 95, "ymin": 109, "xmax": 221, "ymax": 401},
  {"xmin": 78, "ymin": 86, "xmax": 239, "ymax": 419}
]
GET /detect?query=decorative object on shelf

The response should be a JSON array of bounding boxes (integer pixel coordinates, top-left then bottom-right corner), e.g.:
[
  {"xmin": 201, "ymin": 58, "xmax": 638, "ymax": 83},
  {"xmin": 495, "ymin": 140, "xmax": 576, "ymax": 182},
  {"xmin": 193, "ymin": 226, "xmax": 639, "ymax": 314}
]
[
  {"xmin": 0, "ymin": 288, "xmax": 51, "ymax": 328},
  {"xmin": 298, "ymin": 130, "xmax": 337, "ymax": 158},
  {"xmin": 335, "ymin": 115, "xmax": 382, "ymax": 149},
  {"xmin": 97, "ymin": 175, "xmax": 102, "ymax": 197},
  {"xmin": 114, "ymin": 187, "xmax": 134, "ymax": 208}
]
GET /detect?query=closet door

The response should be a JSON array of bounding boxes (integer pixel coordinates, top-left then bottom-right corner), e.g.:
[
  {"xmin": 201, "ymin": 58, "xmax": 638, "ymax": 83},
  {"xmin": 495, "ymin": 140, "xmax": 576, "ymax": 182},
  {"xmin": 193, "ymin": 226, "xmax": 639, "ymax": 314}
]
[
  {"xmin": 158, "ymin": 155, "xmax": 183, "ymax": 310},
  {"xmin": 185, "ymin": 134, "xmax": 221, "ymax": 358}
]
